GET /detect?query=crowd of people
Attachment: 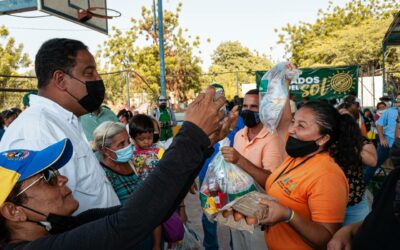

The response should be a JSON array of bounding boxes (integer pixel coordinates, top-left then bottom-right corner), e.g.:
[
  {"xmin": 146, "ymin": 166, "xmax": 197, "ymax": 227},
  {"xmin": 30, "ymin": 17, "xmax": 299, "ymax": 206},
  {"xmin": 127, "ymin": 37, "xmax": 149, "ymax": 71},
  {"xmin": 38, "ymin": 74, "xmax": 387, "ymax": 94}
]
[{"xmin": 0, "ymin": 38, "xmax": 399, "ymax": 250}]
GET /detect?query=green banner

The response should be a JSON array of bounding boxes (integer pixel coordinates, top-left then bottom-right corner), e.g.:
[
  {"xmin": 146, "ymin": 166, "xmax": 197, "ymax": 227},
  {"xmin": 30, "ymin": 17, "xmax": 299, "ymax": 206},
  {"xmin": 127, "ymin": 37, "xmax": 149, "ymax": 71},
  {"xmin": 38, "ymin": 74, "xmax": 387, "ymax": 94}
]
[{"xmin": 256, "ymin": 65, "xmax": 358, "ymax": 100}]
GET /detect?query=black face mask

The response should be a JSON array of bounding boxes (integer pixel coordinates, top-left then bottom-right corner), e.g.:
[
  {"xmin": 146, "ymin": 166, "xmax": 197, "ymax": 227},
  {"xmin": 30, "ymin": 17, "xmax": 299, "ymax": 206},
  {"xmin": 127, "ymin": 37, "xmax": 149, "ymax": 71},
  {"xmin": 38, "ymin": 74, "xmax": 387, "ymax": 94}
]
[
  {"xmin": 240, "ymin": 110, "xmax": 260, "ymax": 128},
  {"xmin": 159, "ymin": 103, "xmax": 167, "ymax": 110},
  {"xmin": 153, "ymin": 134, "xmax": 160, "ymax": 143},
  {"xmin": 65, "ymin": 73, "xmax": 105, "ymax": 113},
  {"xmin": 18, "ymin": 204, "xmax": 77, "ymax": 234},
  {"xmin": 285, "ymin": 136, "xmax": 321, "ymax": 158},
  {"xmin": 78, "ymin": 80, "xmax": 105, "ymax": 113}
]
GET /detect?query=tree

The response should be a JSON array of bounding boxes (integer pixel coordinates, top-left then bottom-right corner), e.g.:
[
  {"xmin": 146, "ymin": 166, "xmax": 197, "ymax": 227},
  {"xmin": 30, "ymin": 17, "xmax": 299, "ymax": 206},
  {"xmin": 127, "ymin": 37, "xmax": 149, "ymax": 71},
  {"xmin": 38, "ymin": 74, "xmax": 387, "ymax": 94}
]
[
  {"xmin": 0, "ymin": 26, "xmax": 31, "ymax": 110},
  {"xmin": 277, "ymin": 0, "xmax": 400, "ymax": 70},
  {"xmin": 97, "ymin": 3, "xmax": 202, "ymax": 106},
  {"xmin": 205, "ymin": 41, "xmax": 272, "ymax": 99}
]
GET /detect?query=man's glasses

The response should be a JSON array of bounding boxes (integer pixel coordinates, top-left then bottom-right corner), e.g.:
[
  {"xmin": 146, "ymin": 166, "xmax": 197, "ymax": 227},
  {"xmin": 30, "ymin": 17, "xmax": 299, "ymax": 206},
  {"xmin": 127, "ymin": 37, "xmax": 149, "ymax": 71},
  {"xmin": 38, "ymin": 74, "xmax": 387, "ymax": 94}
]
[{"xmin": 15, "ymin": 167, "xmax": 60, "ymax": 198}]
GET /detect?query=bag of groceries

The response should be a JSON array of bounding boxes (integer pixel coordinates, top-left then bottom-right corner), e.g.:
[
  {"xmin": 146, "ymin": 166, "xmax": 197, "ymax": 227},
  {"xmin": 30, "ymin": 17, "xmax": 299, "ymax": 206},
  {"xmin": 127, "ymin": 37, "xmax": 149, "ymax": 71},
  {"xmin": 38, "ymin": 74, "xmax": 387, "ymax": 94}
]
[
  {"xmin": 200, "ymin": 138, "xmax": 258, "ymax": 218},
  {"xmin": 259, "ymin": 62, "xmax": 301, "ymax": 132}
]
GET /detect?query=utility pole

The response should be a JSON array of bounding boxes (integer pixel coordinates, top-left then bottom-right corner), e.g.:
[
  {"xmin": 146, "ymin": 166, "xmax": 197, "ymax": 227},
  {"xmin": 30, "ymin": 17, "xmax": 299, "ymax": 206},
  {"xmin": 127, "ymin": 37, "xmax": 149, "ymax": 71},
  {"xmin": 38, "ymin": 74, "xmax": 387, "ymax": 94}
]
[
  {"xmin": 125, "ymin": 71, "xmax": 130, "ymax": 109},
  {"xmin": 157, "ymin": 0, "xmax": 166, "ymax": 97}
]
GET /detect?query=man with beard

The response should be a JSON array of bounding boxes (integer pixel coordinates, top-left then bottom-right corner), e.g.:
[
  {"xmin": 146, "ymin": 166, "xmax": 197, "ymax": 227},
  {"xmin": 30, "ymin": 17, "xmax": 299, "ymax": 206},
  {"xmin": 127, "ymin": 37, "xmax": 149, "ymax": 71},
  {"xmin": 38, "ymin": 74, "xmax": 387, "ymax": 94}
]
[{"xmin": 221, "ymin": 89, "xmax": 285, "ymax": 250}]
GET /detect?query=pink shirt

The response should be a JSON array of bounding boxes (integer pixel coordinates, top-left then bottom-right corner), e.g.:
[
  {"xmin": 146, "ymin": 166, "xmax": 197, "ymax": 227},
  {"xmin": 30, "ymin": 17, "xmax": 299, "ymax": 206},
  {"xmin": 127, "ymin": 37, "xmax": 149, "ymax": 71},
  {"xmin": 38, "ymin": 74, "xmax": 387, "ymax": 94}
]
[{"xmin": 234, "ymin": 127, "xmax": 284, "ymax": 172}]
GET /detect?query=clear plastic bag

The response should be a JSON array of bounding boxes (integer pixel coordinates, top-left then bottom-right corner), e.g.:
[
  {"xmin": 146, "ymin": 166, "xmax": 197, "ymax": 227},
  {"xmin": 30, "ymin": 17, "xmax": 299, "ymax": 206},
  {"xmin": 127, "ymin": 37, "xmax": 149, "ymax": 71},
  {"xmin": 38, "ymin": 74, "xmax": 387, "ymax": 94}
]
[
  {"xmin": 259, "ymin": 62, "xmax": 301, "ymax": 132},
  {"xmin": 171, "ymin": 223, "xmax": 202, "ymax": 250},
  {"xmin": 200, "ymin": 138, "xmax": 258, "ymax": 218}
]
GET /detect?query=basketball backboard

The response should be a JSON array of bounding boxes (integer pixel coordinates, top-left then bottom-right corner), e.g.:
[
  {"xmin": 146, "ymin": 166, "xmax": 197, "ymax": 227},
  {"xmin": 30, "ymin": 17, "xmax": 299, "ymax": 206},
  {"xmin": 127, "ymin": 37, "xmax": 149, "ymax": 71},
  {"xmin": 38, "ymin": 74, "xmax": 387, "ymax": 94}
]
[
  {"xmin": 38, "ymin": 0, "xmax": 108, "ymax": 34},
  {"xmin": 0, "ymin": 0, "xmax": 37, "ymax": 14}
]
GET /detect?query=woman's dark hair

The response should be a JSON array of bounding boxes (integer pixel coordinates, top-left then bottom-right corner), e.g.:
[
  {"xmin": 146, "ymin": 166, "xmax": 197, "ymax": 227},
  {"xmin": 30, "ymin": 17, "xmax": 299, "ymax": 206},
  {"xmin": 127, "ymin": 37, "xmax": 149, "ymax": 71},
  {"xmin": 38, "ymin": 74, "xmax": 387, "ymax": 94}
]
[
  {"xmin": 301, "ymin": 101, "xmax": 363, "ymax": 170},
  {"xmin": 117, "ymin": 109, "xmax": 133, "ymax": 122},
  {"xmin": 376, "ymin": 101, "xmax": 387, "ymax": 109},
  {"xmin": 1, "ymin": 110, "xmax": 16, "ymax": 120},
  {"xmin": 0, "ymin": 183, "xmax": 26, "ymax": 249},
  {"xmin": 35, "ymin": 38, "xmax": 88, "ymax": 88},
  {"xmin": 337, "ymin": 102, "xmax": 353, "ymax": 111},
  {"xmin": 129, "ymin": 114, "xmax": 155, "ymax": 139}
]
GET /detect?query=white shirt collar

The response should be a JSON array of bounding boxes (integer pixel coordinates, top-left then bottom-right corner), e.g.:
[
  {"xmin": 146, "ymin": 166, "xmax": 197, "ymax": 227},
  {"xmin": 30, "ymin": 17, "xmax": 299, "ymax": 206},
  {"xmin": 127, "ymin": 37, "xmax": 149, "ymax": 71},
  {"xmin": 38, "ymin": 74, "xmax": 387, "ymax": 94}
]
[{"xmin": 29, "ymin": 95, "xmax": 77, "ymax": 123}]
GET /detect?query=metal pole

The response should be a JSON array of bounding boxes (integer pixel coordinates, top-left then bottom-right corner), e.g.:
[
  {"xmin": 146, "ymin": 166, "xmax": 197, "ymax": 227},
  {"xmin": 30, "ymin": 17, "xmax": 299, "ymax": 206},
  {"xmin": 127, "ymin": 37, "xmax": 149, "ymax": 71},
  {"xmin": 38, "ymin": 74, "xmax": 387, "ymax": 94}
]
[
  {"xmin": 372, "ymin": 64, "xmax": 376, "ymax": 107},
  {"xmin": 361, "ymin": 70, "xmax": 364, "ymax": 107},
  {"xmin": 125, "ymin": 71, "xmax": 130, "ymax": 109},
  {"xmin": 157, "ymin": 0, "xmax": 166, "ymax": 97},
  {"xmin": 382, "ymin": 43, "xmax": 386, "ymax": 94},
  {"xmin": 152, "ymin": 0, "xmax": 157, "ymax": 36},
  {"xmin": 236, "ymin": 70, "xmax": 239, "ymax": 96}
]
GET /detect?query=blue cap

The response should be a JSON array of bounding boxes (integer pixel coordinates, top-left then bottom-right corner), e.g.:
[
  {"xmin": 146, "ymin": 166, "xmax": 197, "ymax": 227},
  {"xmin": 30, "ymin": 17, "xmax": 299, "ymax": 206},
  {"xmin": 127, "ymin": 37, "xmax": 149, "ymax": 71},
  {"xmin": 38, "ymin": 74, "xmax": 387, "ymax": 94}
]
[{"xmin": 0, "ymin": 138, "xmax": 73, "ymax": 205}]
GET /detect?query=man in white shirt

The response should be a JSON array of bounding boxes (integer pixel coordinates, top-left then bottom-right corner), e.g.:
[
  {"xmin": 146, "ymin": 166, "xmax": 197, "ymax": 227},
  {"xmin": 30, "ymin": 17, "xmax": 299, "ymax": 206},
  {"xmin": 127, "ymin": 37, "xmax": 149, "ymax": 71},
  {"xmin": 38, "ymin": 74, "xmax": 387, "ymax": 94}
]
[{"xmin": 0, "ymin": 38, "xmax": 120, "ymax": 214}]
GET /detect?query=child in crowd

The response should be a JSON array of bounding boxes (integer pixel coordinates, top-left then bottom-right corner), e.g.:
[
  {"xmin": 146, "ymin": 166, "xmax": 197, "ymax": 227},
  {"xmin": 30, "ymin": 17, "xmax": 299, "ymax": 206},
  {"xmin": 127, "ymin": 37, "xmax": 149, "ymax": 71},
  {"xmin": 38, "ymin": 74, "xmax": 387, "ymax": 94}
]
[
  {"xmin": 129, "ymin": 114, "xmax": 164, "ymax": 180},
  {"xmin": 129, "ymin": 114, "xmax": 164, "ymax": 249}
]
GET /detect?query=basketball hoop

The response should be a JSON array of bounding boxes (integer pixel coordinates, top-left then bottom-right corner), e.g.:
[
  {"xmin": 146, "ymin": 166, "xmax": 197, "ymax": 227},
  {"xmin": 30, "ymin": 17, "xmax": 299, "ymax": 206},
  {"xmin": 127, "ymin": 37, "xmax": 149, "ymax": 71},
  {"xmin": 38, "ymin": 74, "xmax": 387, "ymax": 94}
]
[{"xmin": 77, "ymin": 7, "xmax": 121, "ymax": 22}]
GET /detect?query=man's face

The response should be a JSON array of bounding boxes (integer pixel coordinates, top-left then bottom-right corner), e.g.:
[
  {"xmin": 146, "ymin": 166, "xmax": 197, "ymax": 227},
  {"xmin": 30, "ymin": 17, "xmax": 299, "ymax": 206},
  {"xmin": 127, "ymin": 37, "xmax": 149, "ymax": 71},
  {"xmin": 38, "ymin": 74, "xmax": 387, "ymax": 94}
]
[
  {"xmin": 242, "ymin": 94, "xmax": 259, "ymax": 112},
  {"xmin": 63, "ymin": 49, "xmax": 101, "ymax": 116}
]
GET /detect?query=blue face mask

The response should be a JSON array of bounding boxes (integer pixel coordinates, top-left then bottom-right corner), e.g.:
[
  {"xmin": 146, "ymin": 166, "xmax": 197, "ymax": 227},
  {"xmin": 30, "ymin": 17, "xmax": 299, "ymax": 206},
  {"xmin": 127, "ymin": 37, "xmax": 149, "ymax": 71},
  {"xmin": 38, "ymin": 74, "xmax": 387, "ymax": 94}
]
[{"xmin": 108, "ymin": 144, "xmax": 134, "ymax": 163}]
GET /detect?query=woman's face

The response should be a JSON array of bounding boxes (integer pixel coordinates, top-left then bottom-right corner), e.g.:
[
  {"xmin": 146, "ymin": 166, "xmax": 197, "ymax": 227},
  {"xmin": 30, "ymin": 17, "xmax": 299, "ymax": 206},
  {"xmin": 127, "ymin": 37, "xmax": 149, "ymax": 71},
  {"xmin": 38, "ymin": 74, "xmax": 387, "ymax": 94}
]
[
  {"xmin": 377, "ymin": 104, "xmax": 386, "ymax": 111},
  {"xmin": 19, "ymin": 171, "xmax": 78, "ymax": 220},
  {"xmin": 118, "ymin": 115, "xmax": 128, "ymax": 125},
  {"xmin": 288, "ymin": 107, "xmax": 329, "ymax": 147},
  {"xmin": 104, "ymin": 130, "xmax": 131, "ymax": 159}
]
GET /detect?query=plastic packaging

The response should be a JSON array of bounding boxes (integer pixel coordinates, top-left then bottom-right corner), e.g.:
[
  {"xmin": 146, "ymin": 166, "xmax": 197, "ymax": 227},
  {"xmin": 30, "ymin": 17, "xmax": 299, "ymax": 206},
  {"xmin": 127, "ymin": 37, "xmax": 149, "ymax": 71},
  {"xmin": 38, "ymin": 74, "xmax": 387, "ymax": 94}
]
[
  {"xmin": 216, "ymin": 191, "xmax": 276, "ymax": 232},
  {"xmin": 171, "ymin": 223, "xmax": 202, "ymax": 250},
  {"xmin": 259, "ymin": 62, "xmax": 301, "ymax": 132},
  {"xmin": 200, "ymin": 138, "xmax": 258, "ymax": 218}
]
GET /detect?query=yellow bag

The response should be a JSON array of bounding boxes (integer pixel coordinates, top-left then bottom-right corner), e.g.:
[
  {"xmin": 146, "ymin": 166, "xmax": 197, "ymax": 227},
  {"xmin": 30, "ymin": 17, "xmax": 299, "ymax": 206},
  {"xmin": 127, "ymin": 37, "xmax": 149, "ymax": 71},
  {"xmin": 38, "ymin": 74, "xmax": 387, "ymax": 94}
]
[{"xmin": 367, "ymin": 130, "xmax": 376, "ymax": 140}]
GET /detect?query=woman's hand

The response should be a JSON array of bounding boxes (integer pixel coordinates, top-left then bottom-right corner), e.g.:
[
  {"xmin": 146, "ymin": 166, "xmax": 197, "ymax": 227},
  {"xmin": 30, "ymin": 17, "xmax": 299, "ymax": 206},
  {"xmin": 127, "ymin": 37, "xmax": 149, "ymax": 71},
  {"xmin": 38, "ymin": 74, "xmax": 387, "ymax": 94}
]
[
  {"xmin": 327, "ymin": 225, "xmax": 354, "ymax": 250},
  {"xmin": 257, "ymin": 199, "xmax": 291, "ymax": 226}
]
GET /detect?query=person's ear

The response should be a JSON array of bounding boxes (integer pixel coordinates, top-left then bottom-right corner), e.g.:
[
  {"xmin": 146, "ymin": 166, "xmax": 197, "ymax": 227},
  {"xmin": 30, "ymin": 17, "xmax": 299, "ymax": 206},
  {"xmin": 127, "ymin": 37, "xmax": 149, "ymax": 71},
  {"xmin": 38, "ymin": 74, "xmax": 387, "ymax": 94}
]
[
  {"xmin": 317, "ymin": 134, "xmax": 330, "ymax": 147},
  {"xmin": 0, "ymin": 202, "xmax": 28, "ymax": 222},
  {"xmin": 52, "ymin": 70, "xmax": 68, "ymax": 91}
]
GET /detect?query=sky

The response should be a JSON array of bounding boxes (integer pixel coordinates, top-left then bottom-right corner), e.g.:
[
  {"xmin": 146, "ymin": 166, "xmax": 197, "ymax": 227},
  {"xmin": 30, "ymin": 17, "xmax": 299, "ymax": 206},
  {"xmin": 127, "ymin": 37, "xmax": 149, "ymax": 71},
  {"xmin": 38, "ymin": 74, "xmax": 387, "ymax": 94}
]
[{"xmin": 0, "ymin": 0, "xmax": 353, "ymax": 71}]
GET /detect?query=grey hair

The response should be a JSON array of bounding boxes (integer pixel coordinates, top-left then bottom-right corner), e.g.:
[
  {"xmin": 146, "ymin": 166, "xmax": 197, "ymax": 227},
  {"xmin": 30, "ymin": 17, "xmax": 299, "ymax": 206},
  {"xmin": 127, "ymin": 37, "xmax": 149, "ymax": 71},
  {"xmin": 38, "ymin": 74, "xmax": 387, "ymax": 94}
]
[{"xmin": 92, "ymin": 121, "xmax": 126, "ymax": 151}]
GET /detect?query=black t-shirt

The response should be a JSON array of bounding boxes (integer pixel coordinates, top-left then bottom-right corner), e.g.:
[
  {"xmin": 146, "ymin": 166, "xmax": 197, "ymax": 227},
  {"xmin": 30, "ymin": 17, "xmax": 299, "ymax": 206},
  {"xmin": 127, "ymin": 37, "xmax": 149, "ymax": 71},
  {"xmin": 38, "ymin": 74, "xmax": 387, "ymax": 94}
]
[{"xmin": 352, "ymin": 167, "xmax": 400, "ymax": 250}]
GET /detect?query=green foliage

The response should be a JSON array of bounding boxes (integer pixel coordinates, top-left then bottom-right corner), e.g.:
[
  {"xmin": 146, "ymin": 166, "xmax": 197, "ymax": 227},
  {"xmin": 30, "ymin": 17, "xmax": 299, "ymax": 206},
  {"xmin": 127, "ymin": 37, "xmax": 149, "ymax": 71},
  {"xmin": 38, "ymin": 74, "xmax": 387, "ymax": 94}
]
[
  {"xmin": 277, "ymin": 0, "xmax": 400, "ymax": 69},
  {"xmin": 0, "ymin": 26, "xmax": 31, "ymax": 110},
  {"xmin": 204, "ymin": 41, "xmax": 272, "ymax": 99},
  {"xmin": 97, "ymin": 3, "xmax": 202, "ymax": 105}
]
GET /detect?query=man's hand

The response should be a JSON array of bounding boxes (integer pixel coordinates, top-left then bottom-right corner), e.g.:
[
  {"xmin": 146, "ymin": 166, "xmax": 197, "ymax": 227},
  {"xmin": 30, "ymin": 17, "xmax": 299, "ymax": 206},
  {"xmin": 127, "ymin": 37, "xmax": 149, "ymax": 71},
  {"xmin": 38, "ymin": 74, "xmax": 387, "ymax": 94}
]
[
  {"xmin": 380, "ymin": 137, "xmax": 389, "ymax": 148},
  {"xmin": 221, "ymin": 146, "xmax": 242, "ymax": 164},
  {"xmin": 184, "ymin": 87, "xmax": 226, "ymax": 136},
  {"xmin": 208, "ymin": 106, "xmax": 239, "ymax": 146}
]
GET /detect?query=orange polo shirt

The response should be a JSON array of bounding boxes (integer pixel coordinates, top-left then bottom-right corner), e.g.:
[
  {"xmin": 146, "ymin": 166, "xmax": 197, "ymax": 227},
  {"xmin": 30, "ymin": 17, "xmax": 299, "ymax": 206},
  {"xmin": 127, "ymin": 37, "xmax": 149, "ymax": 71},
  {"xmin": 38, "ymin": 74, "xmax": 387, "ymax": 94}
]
[
  {"xmin": 264, "ymin": 152, "xmax": 349, "ymax": 250},
  {"xmin": 233, "ymin": 127, "xmax": 284, "ymax": 172}
]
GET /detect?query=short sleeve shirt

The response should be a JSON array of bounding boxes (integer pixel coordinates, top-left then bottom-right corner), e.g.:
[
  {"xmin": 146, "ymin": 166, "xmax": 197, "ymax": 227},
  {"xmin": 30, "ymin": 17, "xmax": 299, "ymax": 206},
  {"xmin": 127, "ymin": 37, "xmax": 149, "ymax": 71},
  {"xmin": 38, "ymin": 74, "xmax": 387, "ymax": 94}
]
[
  {"xmin": 233, "ymin": 127, "xmax": 284, "ymax": 172},
  {"xmin": 376, "ymin": 107, "xmax": 398, "ymax": 147},
  {"xmin": 265, "ymin": 152, "xmax": 349, "ymax": 250}
]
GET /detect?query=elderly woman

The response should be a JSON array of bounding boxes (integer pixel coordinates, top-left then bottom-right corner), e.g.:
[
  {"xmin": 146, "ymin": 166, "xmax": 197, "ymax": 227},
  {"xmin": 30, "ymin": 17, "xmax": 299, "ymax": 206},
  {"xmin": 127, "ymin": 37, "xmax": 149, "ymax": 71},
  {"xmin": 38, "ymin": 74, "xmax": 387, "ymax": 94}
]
[
  {"xmin": 93, "ymin": 121, "xmax": 159, "ymax": 250},
  {"xmin": 92, "ymin": 122, "xmax": 140, "ymax": 204},
  {"xmin": 0, "ymin": 87, "xmax": 237, "ymax": 250}
]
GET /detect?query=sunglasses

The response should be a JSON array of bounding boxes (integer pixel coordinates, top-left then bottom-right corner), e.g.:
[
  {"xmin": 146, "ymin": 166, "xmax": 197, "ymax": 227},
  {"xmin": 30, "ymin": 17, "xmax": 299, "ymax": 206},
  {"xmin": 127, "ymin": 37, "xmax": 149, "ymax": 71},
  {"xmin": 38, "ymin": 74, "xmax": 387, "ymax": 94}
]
[{"xmin": 15, "ymin": 167, "xmax": 59, "ymax": 198}]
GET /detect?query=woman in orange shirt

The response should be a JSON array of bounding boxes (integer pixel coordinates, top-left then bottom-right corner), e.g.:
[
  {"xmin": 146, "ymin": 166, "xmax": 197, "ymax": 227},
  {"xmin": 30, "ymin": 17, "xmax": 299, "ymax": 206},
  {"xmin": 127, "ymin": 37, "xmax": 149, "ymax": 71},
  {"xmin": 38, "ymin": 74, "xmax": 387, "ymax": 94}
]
[{"xmin": 255, "ymin": 100, "xmax": 364, "ymax": 250}]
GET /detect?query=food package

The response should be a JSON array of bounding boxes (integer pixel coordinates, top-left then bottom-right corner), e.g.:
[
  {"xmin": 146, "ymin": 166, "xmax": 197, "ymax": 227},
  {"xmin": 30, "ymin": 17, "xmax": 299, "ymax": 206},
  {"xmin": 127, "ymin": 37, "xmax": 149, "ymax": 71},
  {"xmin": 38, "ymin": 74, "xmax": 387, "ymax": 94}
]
[
  {"xmin": 171, "ymin": 223, "xmax": 202, "ymax": 250},
  {"xmin": 216, "ymin": 191, "xmax": 276, "ymax": 232},
  {"xmin": 200, "ymin": 138, "xmax": 258, "ymax": 218},
  {"xmin": 259, "ymin": 62, "xmax": 301, "ymax": 132}
]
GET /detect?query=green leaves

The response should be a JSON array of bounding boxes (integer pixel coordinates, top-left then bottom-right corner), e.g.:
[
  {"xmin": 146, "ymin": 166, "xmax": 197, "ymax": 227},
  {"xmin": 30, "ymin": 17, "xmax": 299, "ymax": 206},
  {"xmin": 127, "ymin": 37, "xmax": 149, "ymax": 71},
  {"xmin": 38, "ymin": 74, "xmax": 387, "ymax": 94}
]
[
  {"xmin": 278, "ymin": 0, "xmax": 400, "ymax": 69},
  {"xmin": 97, "ymin": 3, "xmax": 202, "ymax": 105}
]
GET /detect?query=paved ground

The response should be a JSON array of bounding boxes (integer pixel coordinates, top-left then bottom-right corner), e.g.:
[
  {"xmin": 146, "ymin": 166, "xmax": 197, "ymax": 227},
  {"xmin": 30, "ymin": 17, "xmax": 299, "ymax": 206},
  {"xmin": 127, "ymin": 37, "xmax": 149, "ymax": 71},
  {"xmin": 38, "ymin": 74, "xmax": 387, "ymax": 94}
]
[{"xmin": 184, "ymin": 180, "xmax": 231, "ymax": 250}]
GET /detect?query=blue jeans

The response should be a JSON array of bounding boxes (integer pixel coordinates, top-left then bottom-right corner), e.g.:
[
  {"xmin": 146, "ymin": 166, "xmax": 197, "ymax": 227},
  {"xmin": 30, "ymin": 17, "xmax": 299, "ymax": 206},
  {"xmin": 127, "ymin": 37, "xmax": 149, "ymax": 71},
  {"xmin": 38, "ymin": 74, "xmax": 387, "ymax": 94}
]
[
  {"xmin": 343, "ymin": 193, "xmax": 370, "ymax": 226},
  {"xmin": 202, "ymin": 213, "xmax": 219, "ymax": 250},
  {"xmin": 363, "ymin": 144, "xmax": 391, "ymax": 186}
]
